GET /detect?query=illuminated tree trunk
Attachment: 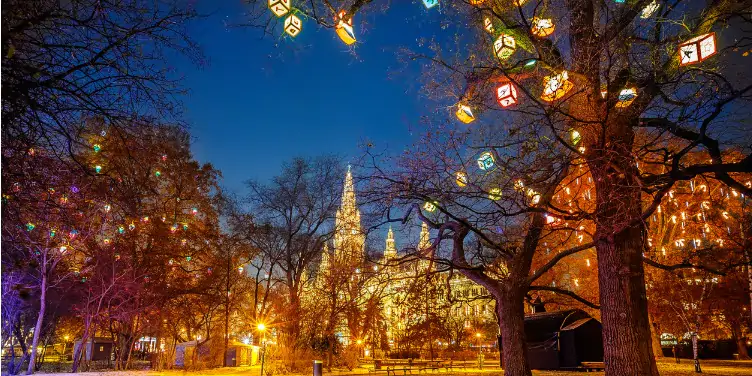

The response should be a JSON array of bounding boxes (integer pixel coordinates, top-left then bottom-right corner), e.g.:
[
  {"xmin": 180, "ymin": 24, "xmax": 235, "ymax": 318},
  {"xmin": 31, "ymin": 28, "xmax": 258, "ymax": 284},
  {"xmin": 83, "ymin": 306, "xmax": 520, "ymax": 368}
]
[
  {"xmin": 27, "ymin": 269, "xmax": 46, "ymax": 375},
  {"xmin": 649, "ymin": 312, "xmax": 664, "ymax": 358},
  {"xmin": 588, "ymin": 121, "xmax": 659, "ymax": 376},
  {"xmin": 496, "ymin": 286, "xmax": 531, "ymax": 376}
]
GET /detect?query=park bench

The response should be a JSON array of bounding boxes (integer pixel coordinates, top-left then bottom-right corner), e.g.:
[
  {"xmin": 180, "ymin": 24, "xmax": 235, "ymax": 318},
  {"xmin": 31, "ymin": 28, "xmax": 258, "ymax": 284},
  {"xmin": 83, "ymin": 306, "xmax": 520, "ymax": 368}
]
[
  {"xmin": 580, "ymin": 362, "xmax": 605, "ymax": 372},
  {"xmin": 385, "ymin": 365, "xmax": 413, "ymax": 376}
]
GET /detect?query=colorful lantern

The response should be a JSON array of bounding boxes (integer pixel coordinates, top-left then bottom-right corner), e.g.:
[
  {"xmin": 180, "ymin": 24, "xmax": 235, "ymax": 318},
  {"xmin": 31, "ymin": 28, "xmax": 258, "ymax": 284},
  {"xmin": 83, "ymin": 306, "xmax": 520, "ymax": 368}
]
[
  {"xmin": 93, "ymin": 144, "xmax": 101, "ymax": 152},
  {"xmin": 422, "ymin": 0, "xmax": 439, "ymax": 9},
  {"xmin": 641, "ymin": 0, "xmax": 660, "ymax": 18},
  {"xmin": 678, "ymin": 33, "xmax": 716, "ymax": 66},
  {"xmin": 496, "ymin": 83, "xmax": 518, "ymax": 107},
  {"xmin": 118, "ymin": 225, "xmax": 125, "ymax": 234},
  {"xmin": 540, "ymin": 71, "xmax": 573, "ymax": 101},
  {"xmin": 155, "ymin": 170, "xmax": 161, "ymax": 177},
  {"xmin": 423, "ymin": 201, "xmax": 437, "ymax": 212},
  {"xmin": 104, "ymin": 238, "xmax": 111, "ymax": 245},
  {"xmin": 470, "ymin": 0, "xmax": 484, "ymax": 4},
  {"xmin": 59, "ymin": 245, "xmax": 68, "ymax": 254},
  {"xmin": 95, "ymin": 165, "xmax": 102, "ymax": 174},
  {"xmin": 191, "ymin": 207, "xmax": 198, "ymax": 215},
  {"xmin": 238, "ymin": 265, "xmax": 245, "ymax": 274},
  {"xmin": 284, "ymin": 14, "xmax": 302, "ymax": 37},
  {"xmin": 455, "ymin": 104, "xmax": 475, "ymax": 123},
  {"xmin": 615, "ymin": 88, "xmax": 637, "ymax": 108},
  {"xmin": 128, "ymin": 222, "xmax": 136, "ymax": 231},
  {"xmin": 531, "ymin": 17, "xmax": 555, "ymax": 37},
  {"xmin": 493, "ymin": 34, "xmax": 516, "ymax": 60},
  {"xmin": 25, "ymin": 223, "xmax": 35, "ymax": 231},
  {"xmin": 104, "ymin": 204, "xmax": 111, "ymax": 212},
  {"xmin": 477, "ymin": 152, "xmax": 496, "ymax": 171},
  {"xmin": 268, "ymin": 0, "xmax": 291, "ymax": 17},
  {"xmin": 335, "ymin": 11, "xmax": 356, "ymax": 45},
  {"xmin": 484, "ymin": 18, "xmax": 494, "ymax": 34},
  {"xmin": 455, "ymin": 171, "xmax": 468, "ymax": 187},
  {"xmin": 69, "ymin": 229, "xmax": 79, "ymax": 239},
  {"xmin": 488, "ymin": 188, "xmax": 502, "ymax": 201},
  {"xmin": 186, "ymin": 256, "xmax": 192, "ymax": 261},
  {"xmin": 170, "ymin": 224, "xmax": 178, "ymax": 233}
]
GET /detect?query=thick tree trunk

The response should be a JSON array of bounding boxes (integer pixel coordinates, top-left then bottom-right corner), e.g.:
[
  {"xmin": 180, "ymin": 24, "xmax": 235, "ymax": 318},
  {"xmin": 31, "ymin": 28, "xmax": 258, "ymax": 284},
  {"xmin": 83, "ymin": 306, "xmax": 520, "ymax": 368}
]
[
  {"xmin": 497, "ymin": 288, "xmax": 532, "ymax": 376},
  {"xmin": 71, "ymin": 321, "xmax": 91, "ymax": 372},
  {"xmin": 27, "ymin": 272, "xmax": 47, "ymax": 375},
  {"xmin": 736, "ymin": 336, "xmax": 750, "ymax": 360}
]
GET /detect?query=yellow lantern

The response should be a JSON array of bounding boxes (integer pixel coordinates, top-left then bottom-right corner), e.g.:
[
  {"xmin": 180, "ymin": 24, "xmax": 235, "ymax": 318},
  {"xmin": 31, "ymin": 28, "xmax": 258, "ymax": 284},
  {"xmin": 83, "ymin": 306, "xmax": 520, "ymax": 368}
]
[
  {"xmin": 284, "ymin": 14, "xmax": 302, "ymax": 37},
  {"xmin": 540, "ymin": 71, "xmax": 573, "ymax": 101},
  {"xmin": 269, "ymin": 0, "xmax": 291, "ymax": 17},
  {"xmin": 335, "ymin": 11, "xmax": 356, "ymax": 45},
  {"xmin": 496, "ymin": 83, "xmax": 518, "ymax": 107},
  {"xmin": 678, "ymin": 33, "xmax": 716, "ymax": 66},
  {"xmin": 470, "ymin": 0, "xmax": 485, "ymax": 4},
  {"xmin": 531, "ymin": 17, "xmax": 555, "ymax": 37},
  {"xmin": 455, "ymin": 171, "xmax": 468, "ymax": 187},
  {"xmin": 615, "ymin": 88, "xmax": 637, "ymax": 108},
  {"xmin": 493, "ymin": 34, "xmax": 516, "ymax": 60},
  {"xmin": 424, "ymin": 201, "xmax": 437, "ymax": 212},
  {"xmin": 571, "ymin": 129, "xmax": 582, "ymax": 145},
  {"xmin": 488, "ymin": 188, "xmax": 502, "ymax": 201},
  {"xmin": 484, "ymin": 18, "xmax": 494, "ymax": 34},
  {"xmin": 455, "ymin": 104, "xmax": 475, "ymax": 123}
]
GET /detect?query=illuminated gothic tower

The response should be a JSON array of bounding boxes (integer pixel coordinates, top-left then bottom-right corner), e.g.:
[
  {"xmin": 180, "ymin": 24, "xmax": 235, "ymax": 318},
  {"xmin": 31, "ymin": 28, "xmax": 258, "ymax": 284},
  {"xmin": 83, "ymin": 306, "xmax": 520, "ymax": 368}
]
[
  {"xmin": 333, "ymin": 166, "xmax": 365, "ymax": 265},
  {"xmin": 418, "ymin": 222, "xmax": 432, "ymax": 270},
  {"xmin": 384, "ymin": 226, "xmax": 397, "ymax": 260}
]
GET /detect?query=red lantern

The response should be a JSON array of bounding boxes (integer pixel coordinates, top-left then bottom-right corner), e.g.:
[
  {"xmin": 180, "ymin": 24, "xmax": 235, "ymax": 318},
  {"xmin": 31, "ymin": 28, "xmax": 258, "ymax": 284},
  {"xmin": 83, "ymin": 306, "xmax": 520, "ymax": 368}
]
[
  {"xmin": 678, "ymin": 33, "xmax": 716, "ymax": 66},
  {"xmin": 496, "ymin": 83, "xmax": 518, "ymax": 107}
]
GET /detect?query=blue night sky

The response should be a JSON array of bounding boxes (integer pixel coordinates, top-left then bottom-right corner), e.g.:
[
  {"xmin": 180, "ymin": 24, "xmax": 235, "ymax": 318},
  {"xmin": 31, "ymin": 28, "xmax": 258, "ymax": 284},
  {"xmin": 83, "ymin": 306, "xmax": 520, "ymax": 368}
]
[{"xmin": 176, "ymin": 1, "xmax": 446, "ymax": 194}]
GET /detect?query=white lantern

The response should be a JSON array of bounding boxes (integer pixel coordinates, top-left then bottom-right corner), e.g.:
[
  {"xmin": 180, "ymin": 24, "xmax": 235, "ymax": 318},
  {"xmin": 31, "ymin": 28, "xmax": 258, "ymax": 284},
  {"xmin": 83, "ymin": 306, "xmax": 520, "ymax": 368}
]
[
  {"xmin": 269, "ymin": 0, "xmax": 291, "ymax": 17},
  {"xmin": 678, "ymin": 33, "xmax": 716, "ymax": 66},
  {"xmin": 640, "ymin": 0, "xmax": 660, "ymax": 19},
  {"xmin": 615, "ymin": 88, "xmax": 637, "ymax": 108},
  {"xmin": 531, "ymin": 17, "xmax": 555, "ymax": 37},
  {"xmin": 540, "ymin": 71, "xmax": 573, "ymax": 101},
  {"xmin": 484, "ymin": 18, "xmax": 494, "ymax": 34},
  {"xmin": 493, "ymin": 34, "xmax": 516, "ymax": 60},
  {"xmin": 477, "ymin": 152, "xmax": 495, "ymax": 171},
  {"xmin": 284, "ymin": 14, "xmax": 302, "ymax": 37}
]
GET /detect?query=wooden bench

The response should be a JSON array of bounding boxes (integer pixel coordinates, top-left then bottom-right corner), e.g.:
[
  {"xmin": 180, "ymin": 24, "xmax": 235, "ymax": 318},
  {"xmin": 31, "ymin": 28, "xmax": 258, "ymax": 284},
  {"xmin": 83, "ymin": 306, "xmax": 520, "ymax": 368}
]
[
  {"xmin": 580, "ymin": 362, "xmax": 605, "ymax": 372},
  {"xmin": 386, "ymin": 366, "xmax": 413, "ymax": 376}
]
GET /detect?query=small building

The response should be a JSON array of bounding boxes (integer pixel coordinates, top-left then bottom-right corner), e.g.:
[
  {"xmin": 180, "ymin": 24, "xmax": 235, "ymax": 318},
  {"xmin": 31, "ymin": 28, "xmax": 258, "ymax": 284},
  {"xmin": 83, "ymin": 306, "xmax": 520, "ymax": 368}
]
[
  {"xmin": 73, "ymin": 337, "xmax": 113, "ymax": 361},
  {"xmin": 174, "ymin": 339, "xmax": 259, "ymax": 367},
  {"xmin": 499, "ymin": 309, "xmax": 603, "ymax": 370}
]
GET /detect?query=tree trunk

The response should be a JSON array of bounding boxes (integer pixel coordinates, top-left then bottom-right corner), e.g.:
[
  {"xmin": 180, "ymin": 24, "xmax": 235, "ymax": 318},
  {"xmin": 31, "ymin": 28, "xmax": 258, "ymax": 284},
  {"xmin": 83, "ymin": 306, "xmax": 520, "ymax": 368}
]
[
  {"xmin": 497, "ymin": 287, "xmax": 532, "ymax": 376},
  {"xmin": 648, "ymin": 312, "xmax": 664, "ymax": 358},
  {"xmin": 71, "ymin": 321, "xmax": 91, "ymax": 372},
  {"xmin": 736, "ymin": 336, "xmax": 750, "ymax": 360},
  {"xmin": 27, "ymin": 271, "xmax": 47, "ymax": 375},
  {"xmin": 588, "ymin": 121, "xmax": 660, "ymax": 376}
]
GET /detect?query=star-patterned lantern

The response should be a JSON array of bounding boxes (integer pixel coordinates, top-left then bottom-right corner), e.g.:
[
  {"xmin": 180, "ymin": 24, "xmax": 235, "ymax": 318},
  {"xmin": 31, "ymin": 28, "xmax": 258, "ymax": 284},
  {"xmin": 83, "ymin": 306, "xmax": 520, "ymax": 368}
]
[
  {"xmin": 455, "ymin": 171, "xmax": 468, "ymax": 187},
  {"xmin": 422, "ymin": 0, "xmax": 439, "ymax": 9},
  {"xmin": 531, "ymin": 17, "xmax": 555, "ymax": 37},
  {"xmin": 477, "ymin": 151, "xmax": 496, "ymax": 171},
  {"xmin": 335, "ymin": 11, "xmax": 356, "ymax": 45},
  {"xmin": 493, "ymin": 34, "xmax": 516, "ymax": 60},
  {"xmin": 268, "ymin": 0, "xmax": 291, "ymax": 17},
  {"xmin": 284, "ymin": 14, "xmax": 302, "ymax": 37},
  {"xmin": 455, "ymin": 104, "xmax": 475, "ymax": 123},
  {"xmin": 540, "ymin": 71, "xmax": 573, "ymax": 101},
  {"xmin": 678, "ymin": 33, "xmax": 716, "ymax": 66},
  {"xmin": 496, "ymin": 83, "xmax": 518, "ymax": 107},
  {"xmin": 615, "ymin": 88, "xmax": 637, "ymax": 108}
]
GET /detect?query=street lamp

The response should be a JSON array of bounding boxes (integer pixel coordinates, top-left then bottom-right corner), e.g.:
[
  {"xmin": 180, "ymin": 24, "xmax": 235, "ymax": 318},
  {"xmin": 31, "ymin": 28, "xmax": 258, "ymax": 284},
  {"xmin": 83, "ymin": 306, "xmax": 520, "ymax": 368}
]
[
  {"xmin": 475, "ymin": 333, "xmax": 483, "ymax": 369},
  {"xmin": 258, "ymin": 323, "xmax": 267, "ymax": 376}
]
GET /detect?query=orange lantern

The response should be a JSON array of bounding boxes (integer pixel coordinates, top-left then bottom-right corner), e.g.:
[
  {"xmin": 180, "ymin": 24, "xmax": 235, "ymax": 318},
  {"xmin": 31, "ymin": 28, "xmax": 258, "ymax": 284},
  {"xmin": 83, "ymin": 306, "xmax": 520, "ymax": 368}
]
[
  {"xmin": 678, "ymin": 33, "xmax": 716, "ymax": 66},
  {"xmin": 496, "ymin": 83, "xmax": 518, "ymax": 107},
  {"xmin": 540, "ymin": 71, "xmax": 573, "ymax": 101},
  {"xmin": 531, "ymin": 17, "xmax": 555, "ymax": 37}
]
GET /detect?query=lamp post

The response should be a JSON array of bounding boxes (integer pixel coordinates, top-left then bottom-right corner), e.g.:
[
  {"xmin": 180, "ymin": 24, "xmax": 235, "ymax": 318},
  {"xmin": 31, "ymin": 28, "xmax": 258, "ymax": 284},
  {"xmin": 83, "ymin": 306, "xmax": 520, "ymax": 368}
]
[
  {"xmin": 475, "ymin": 333, "xmax": 483, "ymax": 369},
  {"xmin": 62, "ymin": 336, "xmax": 69, "ymax": 360},
  {"xmin": 258, "ymin": 323, "xmax": 267, "ymax": 376}
]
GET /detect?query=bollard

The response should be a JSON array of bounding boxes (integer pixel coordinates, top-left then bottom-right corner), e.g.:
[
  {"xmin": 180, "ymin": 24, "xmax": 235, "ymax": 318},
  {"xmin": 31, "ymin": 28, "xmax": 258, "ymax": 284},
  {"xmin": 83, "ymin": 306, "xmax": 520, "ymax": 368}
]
[{"xmin": 313, "ymin": 360, "xmax": 323, "ymax": 376}]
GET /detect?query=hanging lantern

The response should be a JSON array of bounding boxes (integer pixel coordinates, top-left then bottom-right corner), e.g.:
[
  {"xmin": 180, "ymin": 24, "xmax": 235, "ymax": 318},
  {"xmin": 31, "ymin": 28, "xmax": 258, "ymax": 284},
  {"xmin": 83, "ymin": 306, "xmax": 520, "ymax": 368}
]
[
  {"xmin": 455, "ymin": 104, "xmax": 475, "ymax": 123},
  {"xmin": 168, "ymin": 259, "xmax": 174, "ymax": 265},
  {"xmin": 115, "ymin": 253, "xmax": 121, "ymax": 261},
  {"xmin": 455, "ymin": 171, "xmax": 468, "ymax": 187},
  {"xmin": 59, "ymin": 245, "xmax": 68, "ymax": 254},
  {"xmin": 284, "ymin": 14, "xmax": 302, "ymax": 37},
  {"xmin": 155, "ymin": 170, "xmax": 161, "ymax": 177},
  {"xmin": 484, "ymin": 18, "xmax": 494, "ymax": 34},
  {"xmin": 181, "ymin": 238, "xmax": 187, "ymax": 246},
  {"xmin": 25, "ymin": 223, "xmax": 35, "ymax": 231},
  {"xmin": 678, "ymin": 33, "xmax": 716, "ymax": 66},
  {"xmin": 422, "ymin": 0, "xmax": 439, "ymax": 9},
  {"xmin": 207, "ymin": 267, "xmax": 213, "ymax": 275},
  {"xmin": 470, "ymin": 0, "xmax": 484, "ymax": 4},
  {"xmin": 95, "ymin": 165, "xmax": 102, "ymax": 174},
  {"xmin": 615, "ymin": 88, "xmax": 637, "ymax": 108},
  {"xmin": 531, "ymin": 17, "xmax": 555, "ymax": 37},
  {"xmin": 186, "ymin": 256, "xmax": 192, "ymax": 261},
  {"xmin": 103, "ymin": 238, "xmax": 111, "ymax": 245},
  {"xmin": 128, "ymin": 222, "xmax": 136, "ymax": 231},
  {"xmin": 142, "ymin": 216, "xmax": 150, "ymax": 222},
  {"xmin": 641, "ymin": 0, "xmax": 660, "ymax": 18},
  {"xmin": 69, "ymin": 229, "xmax": 79, "ymax": 239},
  {"xmin": 335, "ymin": 11, "xmax": 356, "ymax": 45},
  {"xmin": 104, "ymin": 204, "xmax": 111, "ymax": 212},
  {"xmin": 182, "ymin": 223, "xmax": 188, "ymax": 231},
  {"xmin": 571, "ymin": 130, "xmax": 582, "ymax": 145},
  {"xmin": 93, "ymin": 144, "xmax": 101, "ymax": 152},
  {"xmin": 191, "ymin": 207, "xmax": 198, "ymax": 215},
  {"xmin": 476, "ymin": 151, "xmax": 496, "ymax": 171},
  {"xmin": 540, "ymin": 71, "xmax": 573, "ymax": 101},
  {"xmin": 238, "ymin": 265, "xmax": 245, "ymax": 274},
  {"xmin": 49, "ymin": 229, "xmax": 56, "ymax": 238},
  {"xmin": 170, "ymin": 224, "xmax": 178, "ymax": 233},
  {"xmin": 268, "ymin": 0, "xmax": 291, "ymax": 17},
  {"xmin": 488, "ymin": 188, "xmax": 502, "ymax": 201},
  {"xmin": 118, "ymin": 225, "xmax": 125, "ymax": 234},
  {"xmin": 493, "ymin": 34, "xmax": 516, "ymax": 60},
  {"xmin": 423, "ymin": 201, "xmax": 437, "ymax": 212},
  {"xmin": 496, "ymin": 83, "xmax": 518, "ymax": 107}
]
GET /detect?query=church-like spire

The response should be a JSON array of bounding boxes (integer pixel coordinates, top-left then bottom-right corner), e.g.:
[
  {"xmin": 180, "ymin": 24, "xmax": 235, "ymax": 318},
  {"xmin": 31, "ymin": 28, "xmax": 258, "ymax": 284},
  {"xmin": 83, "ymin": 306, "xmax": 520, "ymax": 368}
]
[
  {"xmin": 384, "ymin": 226, "xmax": 397, "ymax": 260},
  {"xmin": 341, "ymin": 164, "xmax": 357, "ymax": 209},
  {"xmin": 320, "ymin": 242, "xmax": 330, "ymax": 272},
  {"xmin": 334, "ymin": 166, "xmax": 364, "ymax": 264},
  {"xmin": 418, "ymin": 222, "xmax": 431, "ymax": 250}
]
